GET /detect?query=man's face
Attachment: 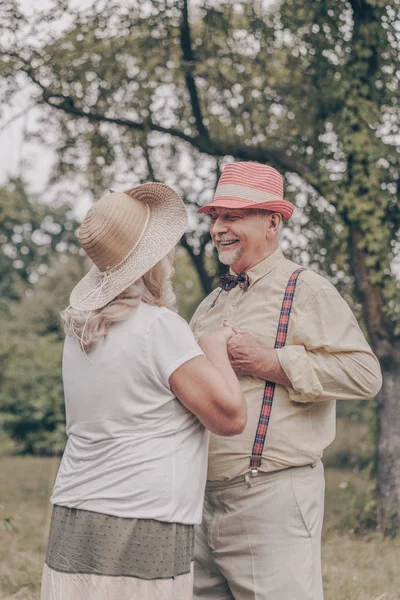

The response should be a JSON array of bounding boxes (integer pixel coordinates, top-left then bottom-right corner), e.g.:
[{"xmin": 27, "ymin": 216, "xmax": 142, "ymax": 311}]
[{"xmin": 209, "ymin": 207, "xmax": 276, "ymax": 273}]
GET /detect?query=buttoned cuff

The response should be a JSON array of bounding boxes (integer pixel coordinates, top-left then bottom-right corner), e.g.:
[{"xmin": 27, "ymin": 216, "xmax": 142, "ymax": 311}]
[{"xmin": 276, "ymin": 345, "xmax": 323, "ymax": 403}]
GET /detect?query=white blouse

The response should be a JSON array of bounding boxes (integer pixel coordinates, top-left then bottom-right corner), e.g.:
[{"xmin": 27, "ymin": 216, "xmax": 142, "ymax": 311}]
[{"xmin": 51, "ymin": 303, "xmax": 208, "ymax": 524}]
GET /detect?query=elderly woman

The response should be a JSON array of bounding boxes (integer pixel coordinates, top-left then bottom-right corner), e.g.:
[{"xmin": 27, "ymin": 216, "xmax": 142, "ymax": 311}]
[{"xmin": 40, "ymin": 183, "xmax": 246, "ymax": 600}]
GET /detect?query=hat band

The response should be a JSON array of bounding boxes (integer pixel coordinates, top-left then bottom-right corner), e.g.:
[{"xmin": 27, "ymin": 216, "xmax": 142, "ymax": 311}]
[{"xmin": 214, "ymin": 184, "xmax": 282, "ymax": 203}]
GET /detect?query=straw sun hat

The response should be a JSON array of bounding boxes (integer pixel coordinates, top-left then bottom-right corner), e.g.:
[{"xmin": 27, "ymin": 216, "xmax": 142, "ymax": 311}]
[{"xmin": 69, "ymin": 183, "xmax": 188, "ymax": 312}]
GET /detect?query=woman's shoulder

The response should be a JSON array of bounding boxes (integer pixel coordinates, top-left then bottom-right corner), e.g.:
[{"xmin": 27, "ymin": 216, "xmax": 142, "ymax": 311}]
[
  {"xmin": 131, "ymin": 303, "xmax": 191, "ymax": 334},
  {"xmin": 148, "ymin": 305, "xmax": 191, "ymax": 331}
]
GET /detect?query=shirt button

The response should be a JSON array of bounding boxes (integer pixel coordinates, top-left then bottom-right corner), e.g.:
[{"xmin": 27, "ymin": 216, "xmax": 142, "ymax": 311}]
[{"xmin": 228, "ymin": 305, "xmax": 234, "ymax": 311}]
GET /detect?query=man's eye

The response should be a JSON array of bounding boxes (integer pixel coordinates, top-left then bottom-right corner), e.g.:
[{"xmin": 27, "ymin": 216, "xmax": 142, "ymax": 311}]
[{"xmin": 229, "ymin": 216, "xmax": 240, "ymax": 220}]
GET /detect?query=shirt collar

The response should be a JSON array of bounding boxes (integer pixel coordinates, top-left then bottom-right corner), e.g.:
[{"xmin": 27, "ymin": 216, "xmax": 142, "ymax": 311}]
[{"xmin": 230, "ymin": 248, "xmax": 284, "ymax": 288}]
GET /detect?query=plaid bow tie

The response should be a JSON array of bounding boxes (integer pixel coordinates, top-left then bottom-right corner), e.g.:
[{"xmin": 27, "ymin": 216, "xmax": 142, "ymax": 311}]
[{"xmin": 219, "ymin": 273, "xmax": 250, "ymax": 292}]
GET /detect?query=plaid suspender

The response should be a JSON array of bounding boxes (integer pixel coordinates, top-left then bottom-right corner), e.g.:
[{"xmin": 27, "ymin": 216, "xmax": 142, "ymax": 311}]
[{"xmin": 249, "ymin": 268, "xmax": 305, "ymax": 474}]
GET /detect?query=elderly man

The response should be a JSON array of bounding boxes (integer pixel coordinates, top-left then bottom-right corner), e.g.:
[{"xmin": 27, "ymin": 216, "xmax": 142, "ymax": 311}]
[{"xmin": 190, "ymin": 161, "xmax": 382, "ymax": 600}]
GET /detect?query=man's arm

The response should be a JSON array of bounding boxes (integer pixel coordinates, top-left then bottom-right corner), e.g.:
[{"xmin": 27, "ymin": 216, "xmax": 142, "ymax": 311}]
[{"xmin": 226, "ymin": 286, "xmax": 382, "ymax": 403}]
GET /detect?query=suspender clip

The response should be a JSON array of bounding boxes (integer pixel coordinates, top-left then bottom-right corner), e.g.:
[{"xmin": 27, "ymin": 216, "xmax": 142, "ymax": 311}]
[{"xmin": 245, "ymin": 467, "xmax": 259, "ymax": 487}]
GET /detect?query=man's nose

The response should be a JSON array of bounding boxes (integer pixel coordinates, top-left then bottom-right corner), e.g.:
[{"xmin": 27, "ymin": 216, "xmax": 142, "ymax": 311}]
[{"xmin": 211, "ymin": 217, "xmax": 228, "ymax": 235}]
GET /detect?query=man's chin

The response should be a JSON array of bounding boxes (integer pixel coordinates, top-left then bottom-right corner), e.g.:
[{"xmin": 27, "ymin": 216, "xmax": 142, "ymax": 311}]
[{"xmin": 217, "ymin": 249, "xmax": 243, "ymax": 266}]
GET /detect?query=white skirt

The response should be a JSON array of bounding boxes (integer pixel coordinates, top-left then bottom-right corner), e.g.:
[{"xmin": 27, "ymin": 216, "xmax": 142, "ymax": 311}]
[{"xmin": 41, "ymin": 562, "xmax": 194, "ymax": 600}]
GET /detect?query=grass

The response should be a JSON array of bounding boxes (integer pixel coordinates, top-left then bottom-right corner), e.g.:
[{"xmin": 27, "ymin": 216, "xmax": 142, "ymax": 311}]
[
  {"xmin": 0, "ymin": 455, "xmax": 58, "ymax": 600},
  {"xmin": 323, "ymin": 469, "xmax": 400, "ymax": 600},
  {"xmin": 1, "ymin": 420, "xmax": 399, "ymax": 600}
]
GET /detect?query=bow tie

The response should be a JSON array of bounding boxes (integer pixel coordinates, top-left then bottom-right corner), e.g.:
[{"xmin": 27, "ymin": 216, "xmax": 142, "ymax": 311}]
[{"xmin": 219, "ymin": 273, "xmax": 250, "ymax": 292}]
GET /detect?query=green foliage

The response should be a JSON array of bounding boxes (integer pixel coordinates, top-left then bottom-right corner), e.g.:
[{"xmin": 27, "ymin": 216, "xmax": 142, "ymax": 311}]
[
  {"xmin": 0, "ymin": 244, "xmax": 202, "ymax": 455},
  {"xmin": 0, "ymin": 178, "xmax": 82, "ymax": 454},
  {"xmin": 337, "ymin": 464, "xmax": 379, "ymax": 536},
  {"xmin": 1, "ymin": 0, "xmax": 398, "ymax": 338},
  {"xmin": 324, "ymin": 402, "xmax": 381, "ymax": 535},
  {"xmin": 0, "ymin": 255, "xmax": 86, "ymax": 455},
  {"xmin": 0, "ymin": 179, "xmax": 79, "ymax": 305},
  {"xmin": 172, "ymin": 246, "xmax": 204, "ymax": 321},
  {"xmin": 0, "ymin": 333, "xmax": 65, "ymax": 455}
]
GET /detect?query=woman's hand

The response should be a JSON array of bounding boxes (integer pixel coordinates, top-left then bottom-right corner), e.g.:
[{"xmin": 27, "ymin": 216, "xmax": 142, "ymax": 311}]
[{"xmin": 198, "ymin": 325, "xmax": 235, "ymax": 347}]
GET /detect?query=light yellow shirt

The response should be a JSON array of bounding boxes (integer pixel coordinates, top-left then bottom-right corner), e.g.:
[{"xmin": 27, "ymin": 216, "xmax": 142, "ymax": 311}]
[{"xmin": 190, "ymin": 248, "xmax": 382, "ymax": 481}]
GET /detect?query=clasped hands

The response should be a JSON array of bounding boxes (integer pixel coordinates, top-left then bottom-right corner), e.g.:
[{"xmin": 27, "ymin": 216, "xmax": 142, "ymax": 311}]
[
  {"xmin": 199, "ymin": 322, "xmax": 292, "ymax": 387},
  {"xmin": 202, "ymin": 321, "xmax": 268, "ymax": 378}
]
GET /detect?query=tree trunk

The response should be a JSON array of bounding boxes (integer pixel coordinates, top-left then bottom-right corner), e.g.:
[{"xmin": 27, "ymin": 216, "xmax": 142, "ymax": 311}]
[
  {"xmin": 340, "ymin": 0, "xmax": 398, "ymax": 532},
  {"xmin": 180, "ymin": 236, "xmax": 213, "ymax": 296},
  {"xmin": 376, "ymin": 362, "xmax": 400, "ymax": 535},
  {"xmin": 347, "ymin": 227, "xmax": 400, "ymax": 534}
]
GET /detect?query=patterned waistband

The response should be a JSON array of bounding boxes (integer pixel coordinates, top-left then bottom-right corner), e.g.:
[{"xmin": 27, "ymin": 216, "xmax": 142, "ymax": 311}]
[{"xmin": 46, "ymin": 505, "xmax": 194, "ymax": 580}]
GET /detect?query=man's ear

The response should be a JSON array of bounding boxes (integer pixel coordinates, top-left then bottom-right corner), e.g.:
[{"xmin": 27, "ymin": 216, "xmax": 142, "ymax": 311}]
[{"xmin": 266, "ymin": 213, "xmax": 282, "ymax": 237}]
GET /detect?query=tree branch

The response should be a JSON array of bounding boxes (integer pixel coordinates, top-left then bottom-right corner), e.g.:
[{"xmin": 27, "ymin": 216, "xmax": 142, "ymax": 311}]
[
  {"xmin": 143, "ymin": 141, "xmax": 158, "ymax": 182},
  {"xmin": 0, "ymin": 102, "xmax": 38, "ymax": 133},
  {"xmin": 20, "ymin": 64, "xmax": 320, "ymax": 190},
  {"xmin": 180, "ymin": 0, "xmax": 209, "ymax": 139}
]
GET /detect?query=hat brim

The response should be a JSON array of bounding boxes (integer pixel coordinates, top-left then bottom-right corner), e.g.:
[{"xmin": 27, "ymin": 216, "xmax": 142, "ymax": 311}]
[
  {"xmin": 70, "ymin": 183, "xmax": 187, "ymax": 311},
  {"xmin": 197, "ymin": 197, "xmax": 294, "ymax": 220}
]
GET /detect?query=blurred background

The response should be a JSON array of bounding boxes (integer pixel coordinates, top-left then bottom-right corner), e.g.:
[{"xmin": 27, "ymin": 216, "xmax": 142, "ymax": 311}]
[{"xmin": 0, "ymin": 0, "xmax": 399, "ymax": 598}]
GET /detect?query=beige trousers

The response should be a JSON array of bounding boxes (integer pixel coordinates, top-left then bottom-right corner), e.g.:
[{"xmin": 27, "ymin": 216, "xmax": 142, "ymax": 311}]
[
  {"xmin": 194, "ymin": 461, "xmax": 325, "ymax": 600},
  {"xmin": 41, "ymin": 562, "xmax": 194, "ymax": 600}
]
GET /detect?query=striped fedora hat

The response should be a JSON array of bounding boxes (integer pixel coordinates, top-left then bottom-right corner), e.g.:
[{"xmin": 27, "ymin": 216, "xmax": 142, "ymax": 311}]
[{"xmin": 198, "ymin": 162, "xmax": 294, "ymax": 219}]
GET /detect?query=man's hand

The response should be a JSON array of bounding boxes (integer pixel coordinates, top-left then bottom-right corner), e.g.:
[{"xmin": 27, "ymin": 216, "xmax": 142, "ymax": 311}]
[
  {"xmin": 224, "ymin": 321, "xmax": 293, "ymax": 388},
  {"xmin": 224, "ymin": 322, "xmax": 266, "ymax": 377}
]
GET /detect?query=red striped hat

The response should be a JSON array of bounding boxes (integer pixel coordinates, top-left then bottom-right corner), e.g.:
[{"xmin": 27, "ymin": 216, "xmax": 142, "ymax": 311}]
[{"xmin": 198, "ymin": 162, "xmax": 294, "ymax": 219}]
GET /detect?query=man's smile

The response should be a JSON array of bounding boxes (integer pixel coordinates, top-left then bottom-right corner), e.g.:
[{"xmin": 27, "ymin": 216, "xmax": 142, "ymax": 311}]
[{"xmin": 217, "ymin": 239, "xmax": 240, "ymax": 247}]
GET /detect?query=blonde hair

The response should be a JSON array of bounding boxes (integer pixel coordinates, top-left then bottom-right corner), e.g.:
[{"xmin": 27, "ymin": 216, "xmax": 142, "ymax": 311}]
[{"xmin": 61, "ymin": 254, "xmax": 176, "ymax": 353}]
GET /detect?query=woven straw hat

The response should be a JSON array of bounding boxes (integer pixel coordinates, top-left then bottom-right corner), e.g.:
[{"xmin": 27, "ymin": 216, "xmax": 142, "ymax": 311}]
[
  {"xmin": 198, "ymin": 161, "xmax": 294, "ymax": 219},
  {"xmin": 69, "ymin": 183, "xmax": 187, "ymax": 311}
]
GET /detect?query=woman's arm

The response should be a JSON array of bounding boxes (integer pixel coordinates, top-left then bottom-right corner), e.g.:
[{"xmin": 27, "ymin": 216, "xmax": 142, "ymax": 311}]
[{"xmin": 170, "ymin": 327, "xmax": 247, "ymax": 436}]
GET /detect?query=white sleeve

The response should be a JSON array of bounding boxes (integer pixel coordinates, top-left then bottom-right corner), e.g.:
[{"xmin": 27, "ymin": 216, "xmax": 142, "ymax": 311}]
[{"xmin": 147, "ymin": 309, "xmax": 205, "ymax": 389}]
